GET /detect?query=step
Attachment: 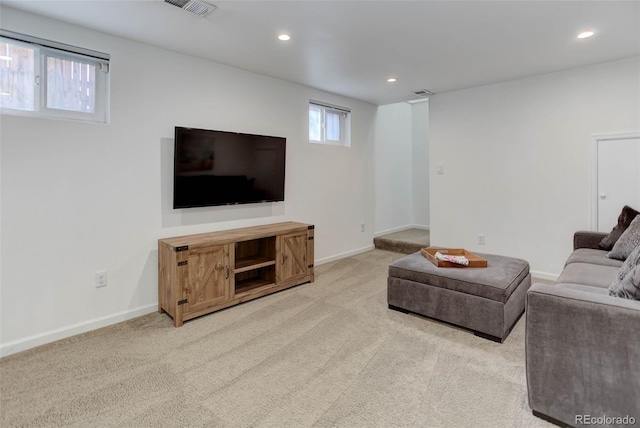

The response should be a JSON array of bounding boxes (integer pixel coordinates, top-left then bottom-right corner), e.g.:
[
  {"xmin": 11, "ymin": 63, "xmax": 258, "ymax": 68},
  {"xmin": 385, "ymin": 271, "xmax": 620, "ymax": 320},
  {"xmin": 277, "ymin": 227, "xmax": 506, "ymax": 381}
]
[{"xmin": 373, "ymin": 228, "xmax": 430, "ymax": 254}]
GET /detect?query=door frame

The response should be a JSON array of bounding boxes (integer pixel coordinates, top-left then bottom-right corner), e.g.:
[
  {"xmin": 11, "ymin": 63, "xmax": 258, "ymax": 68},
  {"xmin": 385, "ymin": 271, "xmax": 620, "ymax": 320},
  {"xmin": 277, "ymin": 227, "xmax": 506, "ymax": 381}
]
[{"xmin": 590, "ymin": 131, "xmax": 640, "ymax": 231}]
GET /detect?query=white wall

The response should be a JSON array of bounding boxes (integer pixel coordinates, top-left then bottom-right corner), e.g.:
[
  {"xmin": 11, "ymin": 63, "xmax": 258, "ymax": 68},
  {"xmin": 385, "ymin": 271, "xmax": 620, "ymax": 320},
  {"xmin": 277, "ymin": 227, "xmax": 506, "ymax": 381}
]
[
  {"xmin": 412, "ymin": 101, "xmax": 429, "ymax": 228},
  {"xmin": 429, "ymin": 57, "xmax": 640, "ymax": 278},
  {"xmin": 373, "ymin": 101, "xmax": 430, "ymax": 235},
  {"xmin": 0, "ymin": 7, "xmax": 377, "ymax": 355},
  {"xmin": 373, "ymin": 103, "xmax": 413, "ymax": 234}
]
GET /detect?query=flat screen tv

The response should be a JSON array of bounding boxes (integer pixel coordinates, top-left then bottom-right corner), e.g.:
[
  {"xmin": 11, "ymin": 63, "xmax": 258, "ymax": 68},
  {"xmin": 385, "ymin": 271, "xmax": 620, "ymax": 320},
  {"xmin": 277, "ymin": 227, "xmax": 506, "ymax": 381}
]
[{"xmin": 173, "ymin": 127, "xmax": 286, "ymax": 208}]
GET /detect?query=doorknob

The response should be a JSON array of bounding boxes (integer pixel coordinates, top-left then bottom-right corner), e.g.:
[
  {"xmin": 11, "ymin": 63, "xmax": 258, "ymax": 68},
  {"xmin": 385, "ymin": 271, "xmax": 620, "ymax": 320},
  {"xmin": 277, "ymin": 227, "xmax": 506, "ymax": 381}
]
[{"xmin": 599, "ymin": 193, "xmax": 607, "ymax": 200}]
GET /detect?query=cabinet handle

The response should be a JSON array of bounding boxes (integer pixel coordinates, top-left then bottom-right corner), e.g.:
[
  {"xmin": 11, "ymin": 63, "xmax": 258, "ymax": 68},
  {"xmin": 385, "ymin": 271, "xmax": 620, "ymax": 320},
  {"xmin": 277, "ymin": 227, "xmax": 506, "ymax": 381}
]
[
  {"xmin": 282, "ymin": 253, "xmax": 286, "ymax": 265},
  {"xmin": 226, "ymin": 266, "xmax": 229, "ymax": 279}
]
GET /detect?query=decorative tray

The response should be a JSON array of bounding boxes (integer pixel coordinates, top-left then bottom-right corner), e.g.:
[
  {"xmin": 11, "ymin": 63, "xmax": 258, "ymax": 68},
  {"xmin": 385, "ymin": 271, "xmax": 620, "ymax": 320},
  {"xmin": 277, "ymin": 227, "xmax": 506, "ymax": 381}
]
[{"xmin": 421, "ymin": 248, "xmax": 488, "ymax": 268}]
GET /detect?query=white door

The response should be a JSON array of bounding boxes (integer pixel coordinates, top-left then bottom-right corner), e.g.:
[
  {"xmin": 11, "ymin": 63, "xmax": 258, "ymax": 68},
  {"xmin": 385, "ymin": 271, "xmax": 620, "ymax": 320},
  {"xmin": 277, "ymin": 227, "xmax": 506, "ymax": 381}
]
[{"xmin": 595, "ymin": 136, "xmax": 640, "ymax": 232}]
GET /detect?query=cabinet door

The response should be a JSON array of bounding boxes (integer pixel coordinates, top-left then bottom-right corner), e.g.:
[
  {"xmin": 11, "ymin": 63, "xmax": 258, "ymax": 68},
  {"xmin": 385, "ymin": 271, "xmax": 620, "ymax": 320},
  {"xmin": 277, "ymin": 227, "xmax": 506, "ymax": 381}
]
[
  {"xmin": 181, "ymin": 244, "xmax": 231, "ymax": 315},
  {"xmin": 276, "ymin": 232, "xmax": 308, "ymax": 284}
]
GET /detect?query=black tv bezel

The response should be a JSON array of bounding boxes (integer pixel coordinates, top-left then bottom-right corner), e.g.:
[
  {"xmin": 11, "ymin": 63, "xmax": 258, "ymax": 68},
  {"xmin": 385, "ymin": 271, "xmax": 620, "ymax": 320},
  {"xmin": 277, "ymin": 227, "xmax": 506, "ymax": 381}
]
[{"xmin": 172, "ymin": 126, "xmax": 286, "ymax": 209}]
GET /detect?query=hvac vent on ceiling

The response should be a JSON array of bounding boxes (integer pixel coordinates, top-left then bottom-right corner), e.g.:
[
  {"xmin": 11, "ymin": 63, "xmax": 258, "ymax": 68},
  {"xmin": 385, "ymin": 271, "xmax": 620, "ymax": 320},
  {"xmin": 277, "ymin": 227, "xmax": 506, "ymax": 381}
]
[
  {"xmin": 164, "ymin": 0, "xmax": 216, "ymax": 17},
  {"xmin": 413, "ymin": 89, "xmax": 435, "ymax": 97}
]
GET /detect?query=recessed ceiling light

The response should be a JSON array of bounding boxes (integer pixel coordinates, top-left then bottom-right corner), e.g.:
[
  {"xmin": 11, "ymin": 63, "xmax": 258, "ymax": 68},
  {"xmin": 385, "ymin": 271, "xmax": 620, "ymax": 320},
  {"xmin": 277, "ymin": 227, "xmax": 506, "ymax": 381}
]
[
  {"xmin": 577, "ymin": 31, "xmax": 595, "ymax": 39},
  {"xmin": 387, "ymin": 78, "xmax": 397, "ymax": 83},
  {"xmin": 278, "ymin": 34, "xmax": 291, "ymax": 41}
]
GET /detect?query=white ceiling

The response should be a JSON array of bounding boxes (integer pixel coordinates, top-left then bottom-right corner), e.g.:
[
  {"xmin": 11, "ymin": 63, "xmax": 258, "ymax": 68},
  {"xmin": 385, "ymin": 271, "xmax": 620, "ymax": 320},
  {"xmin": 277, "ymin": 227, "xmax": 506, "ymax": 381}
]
[{"xmin": 3, "ymin": 0, "xmax": 639, "ymax": 105}]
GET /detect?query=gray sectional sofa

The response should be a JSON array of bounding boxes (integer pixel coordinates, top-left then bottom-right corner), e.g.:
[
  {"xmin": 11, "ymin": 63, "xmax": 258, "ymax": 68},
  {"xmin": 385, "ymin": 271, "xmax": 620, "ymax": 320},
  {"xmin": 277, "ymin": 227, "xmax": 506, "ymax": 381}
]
[{"xmin": 526, "ymin": 231, "xmax": 640, "ymax": 427}]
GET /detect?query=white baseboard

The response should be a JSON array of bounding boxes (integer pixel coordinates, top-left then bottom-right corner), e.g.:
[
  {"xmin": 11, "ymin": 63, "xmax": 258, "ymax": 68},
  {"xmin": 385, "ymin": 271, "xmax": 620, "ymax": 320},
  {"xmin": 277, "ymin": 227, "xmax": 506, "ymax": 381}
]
[
  {"xmin": 315, "ymin": 244, "xmax": 375, "ymax": 266},
  {"xmin": 0, "ymin": 304, "xmax": 158, "ymax": 358},
  {"xmin": 410, "ymin": 224, "xmax": 430, "ymax": 230},
  {"xmin": 374, "ymin": 224, "xmax": 430, "ymax": 237},
  {"xmin": 374, "ymin": 225, "xmax": 411, "ymax": 237},
  {"xmin": 530, "ymin": 270, "xmax": 559, "ymax": 282}
]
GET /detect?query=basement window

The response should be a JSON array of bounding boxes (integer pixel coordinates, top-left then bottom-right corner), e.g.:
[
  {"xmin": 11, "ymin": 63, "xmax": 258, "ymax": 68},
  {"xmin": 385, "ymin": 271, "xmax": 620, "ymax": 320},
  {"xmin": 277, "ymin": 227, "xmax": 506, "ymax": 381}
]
[
  {"xmin": 309, "ymin": 100, "xmax": 351, "ymax": 147},
  {"xmin": 0, "ymin": 30, "xmax": 110, "ymax": 123}
]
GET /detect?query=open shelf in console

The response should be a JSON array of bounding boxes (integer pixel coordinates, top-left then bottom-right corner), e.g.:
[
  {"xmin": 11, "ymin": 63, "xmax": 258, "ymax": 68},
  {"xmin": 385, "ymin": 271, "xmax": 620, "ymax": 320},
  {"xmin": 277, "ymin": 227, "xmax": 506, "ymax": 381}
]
[
  {"xmin": 234, "ymin": 236, "xmax": 276, "ymax": 271},
  {"xmin": 234, "ymin": 236, "xmax": 277, "ymax": 296},
  {"xmin": 235, "ymin": 266, "xmax": 276, "ymax": 296},
  {"xmin": 235, "ymin": 257, "xmax": 275, "ymax": 273}
]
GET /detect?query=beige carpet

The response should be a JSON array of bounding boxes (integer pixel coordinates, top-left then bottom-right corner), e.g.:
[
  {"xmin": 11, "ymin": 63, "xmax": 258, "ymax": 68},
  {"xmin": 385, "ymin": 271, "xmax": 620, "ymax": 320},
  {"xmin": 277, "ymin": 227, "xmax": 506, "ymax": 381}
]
[{"xmin": 0, "ymin": 249, "xmax": 552, "ymax": 428}]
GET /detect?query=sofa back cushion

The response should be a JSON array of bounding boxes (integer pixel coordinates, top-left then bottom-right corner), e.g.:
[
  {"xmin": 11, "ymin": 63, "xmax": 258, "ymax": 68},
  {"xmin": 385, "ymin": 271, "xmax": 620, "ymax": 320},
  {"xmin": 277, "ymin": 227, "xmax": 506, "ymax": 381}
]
[
  {"xmin": 558, "ymin": 263, "xmax": 619, "ymax": 289},
  {"xmin": 565, "ymin": 249, "xmax": 623, "ymax": 268}
]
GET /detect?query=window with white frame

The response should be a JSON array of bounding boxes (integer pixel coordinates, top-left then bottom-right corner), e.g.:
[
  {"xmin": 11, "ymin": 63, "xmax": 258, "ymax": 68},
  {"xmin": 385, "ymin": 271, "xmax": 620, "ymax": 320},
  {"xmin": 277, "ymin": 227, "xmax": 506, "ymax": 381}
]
[
  {"xmin": 0, "ymin": 30, "xmax": 110, "ymax": 123},
  {"xmin": 309, "ymin": 100, "xmax": 351, "ymax": 146}
]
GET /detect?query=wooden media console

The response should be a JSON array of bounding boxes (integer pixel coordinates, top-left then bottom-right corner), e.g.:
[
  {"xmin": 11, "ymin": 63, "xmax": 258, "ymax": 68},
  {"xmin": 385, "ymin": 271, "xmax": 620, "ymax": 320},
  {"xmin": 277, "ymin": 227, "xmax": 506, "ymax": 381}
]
[{"xmin": 158, "ymin": 221, "xmax": 315, "ymax": 326}]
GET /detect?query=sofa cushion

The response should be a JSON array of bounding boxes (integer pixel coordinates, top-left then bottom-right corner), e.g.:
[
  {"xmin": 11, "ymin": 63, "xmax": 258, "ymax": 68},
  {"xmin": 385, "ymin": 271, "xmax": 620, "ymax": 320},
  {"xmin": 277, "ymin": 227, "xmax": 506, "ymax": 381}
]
[
  {"xmin": 555, "ymin": 283, "xmax": 611, "ymax": 295},
  {"xmin": 609, "ymin": 264, "xmax": 640, "ymax": 300},
  {"xmin": 556, "ymin": 263, "xmax": 619, "ymax": 289},
  {"xmin": 565, "ymin": 248, "xmax": 623, "ymax": 268},
  {"xmin": 608, "ymin": 215, "xmax": 640, "ymax": 260},
  {"xmin": 599, "ymin": 205, "xmax": 640, "ymax": 250}
]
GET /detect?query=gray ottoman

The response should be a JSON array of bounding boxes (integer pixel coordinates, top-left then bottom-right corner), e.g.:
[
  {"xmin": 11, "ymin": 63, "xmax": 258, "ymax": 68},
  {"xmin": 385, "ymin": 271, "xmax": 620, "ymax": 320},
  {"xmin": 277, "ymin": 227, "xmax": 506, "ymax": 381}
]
[{"xmin": 387, "ymin": 251, "xmax": 531, "ymax": 342}]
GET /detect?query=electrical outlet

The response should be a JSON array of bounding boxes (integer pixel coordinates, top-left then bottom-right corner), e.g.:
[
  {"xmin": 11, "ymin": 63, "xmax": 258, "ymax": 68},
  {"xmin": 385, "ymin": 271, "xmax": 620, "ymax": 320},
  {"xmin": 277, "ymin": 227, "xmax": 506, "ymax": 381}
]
[
  {"xmin": 478, "ymin": 234, "xmax": 485, "ymax": 245},
  {"xmin": 95, "ymin": 270, "xmax": 107, "ymax": 288},
  {"xmin": 361, "ymin": 223, "xmax": 366, "ymax": 232}
]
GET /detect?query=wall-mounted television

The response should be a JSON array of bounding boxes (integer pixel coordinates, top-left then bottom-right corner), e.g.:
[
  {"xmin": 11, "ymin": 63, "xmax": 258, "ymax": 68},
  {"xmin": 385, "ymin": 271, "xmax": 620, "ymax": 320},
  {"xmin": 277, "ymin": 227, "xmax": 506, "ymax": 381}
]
[{"xmin": 173, "ymin": 127, "xmax": 286, "ymax": 208}]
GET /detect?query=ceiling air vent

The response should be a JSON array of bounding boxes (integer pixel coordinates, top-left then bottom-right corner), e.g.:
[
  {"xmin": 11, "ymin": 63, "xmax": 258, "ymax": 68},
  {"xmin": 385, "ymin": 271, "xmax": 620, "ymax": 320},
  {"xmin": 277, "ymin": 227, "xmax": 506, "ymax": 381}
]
[
  {"xmin": 413, "ymin": 89, "xmax": 436, "ymax": 97},
  {"xmin": 164, "ymin": 0, "xmax": 216, "ymax": 17}
]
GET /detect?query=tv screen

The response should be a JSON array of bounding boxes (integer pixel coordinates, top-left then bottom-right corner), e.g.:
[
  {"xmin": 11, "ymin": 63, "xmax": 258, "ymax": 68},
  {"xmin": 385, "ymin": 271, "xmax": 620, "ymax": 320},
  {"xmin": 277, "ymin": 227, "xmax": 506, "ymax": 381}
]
[{"xmin": 173, "ymin": 127, "xmax": 286, "ymax": 208}]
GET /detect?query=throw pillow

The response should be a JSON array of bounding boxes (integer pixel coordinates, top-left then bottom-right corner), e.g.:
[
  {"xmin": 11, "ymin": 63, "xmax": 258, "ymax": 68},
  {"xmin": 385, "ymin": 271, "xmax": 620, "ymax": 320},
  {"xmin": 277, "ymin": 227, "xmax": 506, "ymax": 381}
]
[
  {"xmin": 609, "ymin": 264, "xmax": 640, "ymax": 300},
  {"xmin": 610, "ymin": 244, "xmax": 640, "ymax": 291},
  {"xmin": 608, "ymin": 215, "xmax": 640, "ymax": 260},
  {"xmin": 599, "ymin": 205, "xmax": 640, "ymax": 250}
]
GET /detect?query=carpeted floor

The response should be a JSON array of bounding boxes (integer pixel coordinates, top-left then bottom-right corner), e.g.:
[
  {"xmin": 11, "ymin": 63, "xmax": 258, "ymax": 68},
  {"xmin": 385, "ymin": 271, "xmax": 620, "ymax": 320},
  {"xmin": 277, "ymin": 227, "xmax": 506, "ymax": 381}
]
[{"xmin": 0, "ymin": 249, "xmax": 552, "ymax": 428}]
